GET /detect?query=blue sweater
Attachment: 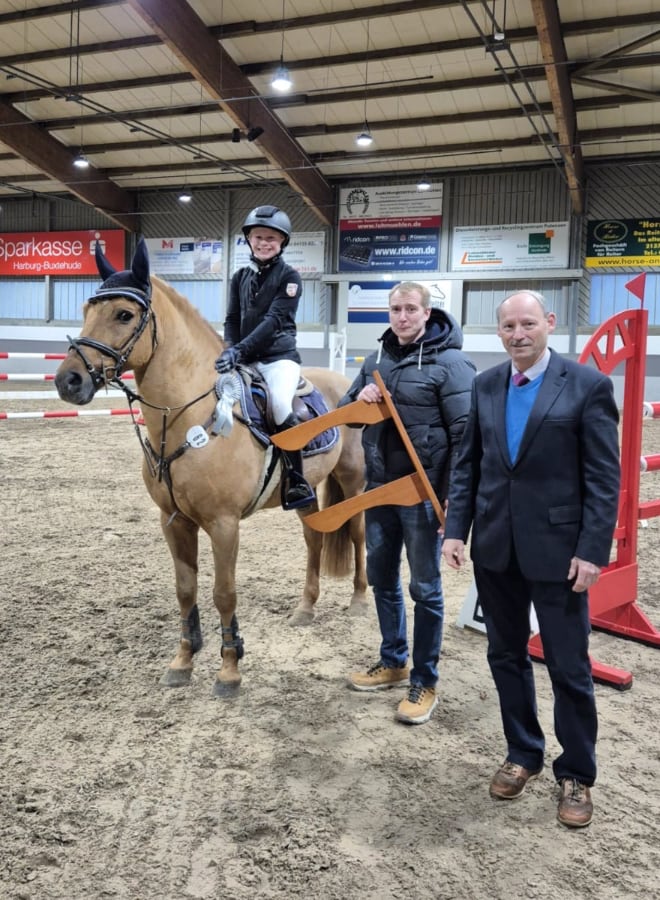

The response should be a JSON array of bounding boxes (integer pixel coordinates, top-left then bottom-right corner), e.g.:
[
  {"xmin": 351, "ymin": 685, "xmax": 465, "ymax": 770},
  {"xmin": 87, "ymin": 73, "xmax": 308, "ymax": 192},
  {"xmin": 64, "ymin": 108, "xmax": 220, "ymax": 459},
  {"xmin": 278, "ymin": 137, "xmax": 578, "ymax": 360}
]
[{"xmin": 506, "ymin": 376, "xmax": 543, "ymax": 462}]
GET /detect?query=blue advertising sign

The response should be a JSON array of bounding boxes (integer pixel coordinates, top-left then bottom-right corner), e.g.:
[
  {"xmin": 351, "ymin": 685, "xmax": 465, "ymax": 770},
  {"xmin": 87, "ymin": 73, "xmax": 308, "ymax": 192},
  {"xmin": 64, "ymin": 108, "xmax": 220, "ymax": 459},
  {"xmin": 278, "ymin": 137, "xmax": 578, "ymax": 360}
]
[{"xmin": 338, "ymin": 184, "xmax": 443, "ymax": 273}]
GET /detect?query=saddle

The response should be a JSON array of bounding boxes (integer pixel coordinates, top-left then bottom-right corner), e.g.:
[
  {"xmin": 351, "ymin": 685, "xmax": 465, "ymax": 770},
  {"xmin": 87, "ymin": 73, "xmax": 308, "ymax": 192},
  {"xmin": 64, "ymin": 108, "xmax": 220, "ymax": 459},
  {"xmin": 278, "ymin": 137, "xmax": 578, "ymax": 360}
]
[
  {"xmin": 213, "ymin": 365, "xmax": 339, "ymax": 456},
  {"xmin": 240, "ymin": 366, "xmax": 314, "ymax": 433}
]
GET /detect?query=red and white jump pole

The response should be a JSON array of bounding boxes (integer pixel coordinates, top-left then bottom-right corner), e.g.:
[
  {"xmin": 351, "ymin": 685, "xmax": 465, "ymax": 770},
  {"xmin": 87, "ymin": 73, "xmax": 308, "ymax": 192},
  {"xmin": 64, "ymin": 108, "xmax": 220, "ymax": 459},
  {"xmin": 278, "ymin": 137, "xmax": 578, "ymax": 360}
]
[
  {"xmin": 0, "ymin": 372, "xmax": 134, "ymax": 381},
  {"xmin": 0, "ymin": 408, "xmax": 133, "ymax": 420},
  {"xmin": 0, "ymin": 352, "xmax": 67, "ymax": 360},
  {"xmin": 640, "ymin": 454, "xmax": 660, "ymax": 474},
  {"xmin": 642, "ymin": 401, "xmax": 660, "ymax": 419}
]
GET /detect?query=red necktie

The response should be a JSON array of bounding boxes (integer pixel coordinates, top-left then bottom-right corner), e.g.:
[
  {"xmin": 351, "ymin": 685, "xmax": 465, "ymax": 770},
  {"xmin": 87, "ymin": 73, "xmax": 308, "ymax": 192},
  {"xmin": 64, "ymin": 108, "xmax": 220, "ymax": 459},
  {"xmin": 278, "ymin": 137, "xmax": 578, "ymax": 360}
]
[{"xmin": 512, "ymin": 372, "xmax": 529, "ymax": 386}]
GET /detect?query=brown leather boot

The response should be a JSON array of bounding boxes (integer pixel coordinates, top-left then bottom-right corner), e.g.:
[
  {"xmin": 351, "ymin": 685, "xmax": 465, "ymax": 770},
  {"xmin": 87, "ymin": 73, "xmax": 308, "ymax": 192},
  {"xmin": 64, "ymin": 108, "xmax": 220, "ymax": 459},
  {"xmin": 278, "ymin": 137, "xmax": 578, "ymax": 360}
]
[
  {"xmin": 489, "ymin": 761, "xmax": 543, "ymax": 799},
  {"xmin": 557, "ymin": 778, "xmax": 593, "ymax": 827}
]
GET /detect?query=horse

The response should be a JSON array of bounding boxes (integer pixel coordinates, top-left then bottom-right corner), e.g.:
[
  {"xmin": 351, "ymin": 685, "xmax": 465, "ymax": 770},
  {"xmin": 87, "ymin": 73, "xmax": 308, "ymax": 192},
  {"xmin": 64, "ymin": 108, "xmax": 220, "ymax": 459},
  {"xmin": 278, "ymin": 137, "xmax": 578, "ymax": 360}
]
[{"xmin": 54, "ymin": 239, "xmax": 367, "ymax": 696}]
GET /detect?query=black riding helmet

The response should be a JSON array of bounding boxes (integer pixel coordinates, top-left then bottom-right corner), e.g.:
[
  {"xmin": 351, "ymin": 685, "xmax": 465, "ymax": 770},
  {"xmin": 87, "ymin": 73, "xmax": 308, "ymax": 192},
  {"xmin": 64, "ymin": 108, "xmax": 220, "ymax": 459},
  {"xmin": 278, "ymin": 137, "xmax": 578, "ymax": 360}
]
[{"xmin": 242, "ymin": 205, "xmax": 291, "ymax": 249}]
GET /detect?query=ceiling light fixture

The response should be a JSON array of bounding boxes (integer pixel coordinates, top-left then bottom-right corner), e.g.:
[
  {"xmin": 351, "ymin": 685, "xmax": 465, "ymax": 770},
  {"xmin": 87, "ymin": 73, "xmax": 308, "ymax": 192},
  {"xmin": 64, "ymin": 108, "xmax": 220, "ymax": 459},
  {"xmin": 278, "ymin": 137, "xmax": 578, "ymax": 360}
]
[
  {"xmin": 271, "ymin": 62, "xmax": 292, "ymax": 92},
  {"xmin": 417, "ymin": 175, "xmax": 431, "ymax": 191},
  {"xmin": 178, "ymin": 188, "xmax": 192, "ymax": 203},
  {"xmin": 355, "ymin": 20, "xmax": 374, "ymax": 149},
  {"xmin": 69, "ymin": 10, "xmax": 90, "ymax": 171},
  {"xmin": 73, "ymin": 150, "xmax": 89, "ymax": 169},
  {"xmin": 491, "ymin": 0, "xmax": 507, "ymax": 44},
  {"xmin": 271, "ymin": 1, "xmax": 293, "ymax": 92},
  {"xmin": 356, "ymin": 127, "xmax": 373, "ymax": 147}
]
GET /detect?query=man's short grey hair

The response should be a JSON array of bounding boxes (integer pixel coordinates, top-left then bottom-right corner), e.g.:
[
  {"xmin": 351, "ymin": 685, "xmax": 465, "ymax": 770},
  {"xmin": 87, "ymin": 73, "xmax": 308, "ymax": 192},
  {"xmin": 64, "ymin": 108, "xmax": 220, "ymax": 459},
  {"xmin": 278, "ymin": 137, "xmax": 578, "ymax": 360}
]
[
  {"xmin": 496, "ymin": 290, "xmax": 551, "ymax": 322},
  {"xmin": 389, "ymin": 281, "xmax": 431, "ymax": 308}
]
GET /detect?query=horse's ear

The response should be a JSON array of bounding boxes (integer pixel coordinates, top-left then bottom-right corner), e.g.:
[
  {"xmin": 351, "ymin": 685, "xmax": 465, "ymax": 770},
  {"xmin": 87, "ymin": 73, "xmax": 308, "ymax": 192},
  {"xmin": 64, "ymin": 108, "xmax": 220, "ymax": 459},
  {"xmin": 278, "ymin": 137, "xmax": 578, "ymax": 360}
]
[
  {"xmin": 95, "ymin": 240, "xmax": 116, "ymax": 281},
  {"xmin": 132, "ymin": 238, "xmax": 151, "ymax": 294}
]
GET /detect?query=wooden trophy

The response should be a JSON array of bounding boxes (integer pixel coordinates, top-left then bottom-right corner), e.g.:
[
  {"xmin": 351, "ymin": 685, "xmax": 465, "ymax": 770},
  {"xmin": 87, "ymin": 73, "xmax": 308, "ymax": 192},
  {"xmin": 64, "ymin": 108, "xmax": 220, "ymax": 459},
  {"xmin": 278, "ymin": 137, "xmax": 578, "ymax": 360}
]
[{"xmin": 271, "ymin": 370, "xmax": 444, "ymax": 532}]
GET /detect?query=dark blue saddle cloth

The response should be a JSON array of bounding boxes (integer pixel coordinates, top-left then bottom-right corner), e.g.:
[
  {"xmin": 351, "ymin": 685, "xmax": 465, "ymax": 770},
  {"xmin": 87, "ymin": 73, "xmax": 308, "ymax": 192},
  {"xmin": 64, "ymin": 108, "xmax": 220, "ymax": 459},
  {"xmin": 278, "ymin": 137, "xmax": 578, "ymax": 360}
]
[{"xmin": 236, "ymin": 379, "xmax": 339, "ymax": 456}]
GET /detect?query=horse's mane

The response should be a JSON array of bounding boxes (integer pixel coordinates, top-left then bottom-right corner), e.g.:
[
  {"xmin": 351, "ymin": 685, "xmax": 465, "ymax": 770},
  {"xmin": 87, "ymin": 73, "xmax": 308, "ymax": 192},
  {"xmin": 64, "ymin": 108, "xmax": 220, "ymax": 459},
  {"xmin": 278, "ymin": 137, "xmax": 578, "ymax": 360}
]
[{"xmin": 151, "ymin": 275, "xmax": 224, "ymax": 349}]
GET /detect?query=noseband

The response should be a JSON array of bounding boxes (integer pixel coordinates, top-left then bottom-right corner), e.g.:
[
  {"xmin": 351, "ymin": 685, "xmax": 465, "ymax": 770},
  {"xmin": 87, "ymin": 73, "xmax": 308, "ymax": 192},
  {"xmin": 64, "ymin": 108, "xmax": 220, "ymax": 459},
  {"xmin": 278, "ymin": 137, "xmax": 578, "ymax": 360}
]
[{"xmin": 66, "ymin": 285, "xmax": 158, "ymax": 390}]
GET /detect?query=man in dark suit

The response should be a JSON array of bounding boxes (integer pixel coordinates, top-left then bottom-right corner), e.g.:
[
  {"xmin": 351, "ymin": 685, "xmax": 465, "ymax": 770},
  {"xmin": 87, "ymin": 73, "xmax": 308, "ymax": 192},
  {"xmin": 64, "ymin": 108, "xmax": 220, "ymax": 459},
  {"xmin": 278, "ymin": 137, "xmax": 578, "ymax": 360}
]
[{"xmin": 442, "ymin": 290, "xmax": 620, "ymax": 828}]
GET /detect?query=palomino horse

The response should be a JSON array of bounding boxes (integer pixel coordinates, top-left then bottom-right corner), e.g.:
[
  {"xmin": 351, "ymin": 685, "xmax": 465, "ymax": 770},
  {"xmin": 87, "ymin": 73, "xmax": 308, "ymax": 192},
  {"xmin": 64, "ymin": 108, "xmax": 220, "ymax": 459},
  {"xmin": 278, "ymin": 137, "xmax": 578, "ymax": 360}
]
[{"xmin": 55, "ymin": 240, "xmax": 367, "ymax": 696}]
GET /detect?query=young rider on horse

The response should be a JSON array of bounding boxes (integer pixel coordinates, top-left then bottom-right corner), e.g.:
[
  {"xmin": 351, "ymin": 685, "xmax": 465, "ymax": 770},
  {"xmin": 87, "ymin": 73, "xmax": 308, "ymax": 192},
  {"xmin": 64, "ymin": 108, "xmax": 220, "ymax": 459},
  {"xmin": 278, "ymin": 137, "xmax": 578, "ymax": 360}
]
[{"xmin": 215, "ymin": 205, "xmax": 316, "ymax": 510}]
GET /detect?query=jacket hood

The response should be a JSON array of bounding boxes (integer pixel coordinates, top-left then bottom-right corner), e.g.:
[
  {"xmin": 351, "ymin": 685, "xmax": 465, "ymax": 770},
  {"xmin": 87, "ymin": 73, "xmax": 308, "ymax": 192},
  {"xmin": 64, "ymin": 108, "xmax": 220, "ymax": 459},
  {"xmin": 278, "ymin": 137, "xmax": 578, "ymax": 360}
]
[{"xmin": 379, "ymin": 307, "xmax": 464, "ymax": 357}]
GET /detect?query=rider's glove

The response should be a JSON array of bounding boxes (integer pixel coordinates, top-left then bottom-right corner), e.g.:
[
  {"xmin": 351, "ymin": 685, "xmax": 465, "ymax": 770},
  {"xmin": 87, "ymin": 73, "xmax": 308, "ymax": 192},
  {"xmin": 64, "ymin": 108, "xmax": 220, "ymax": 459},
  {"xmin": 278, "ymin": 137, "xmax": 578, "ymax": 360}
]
[{"xmin": 215, "ymin": 346, "xmax": 242, "ymax": 374}]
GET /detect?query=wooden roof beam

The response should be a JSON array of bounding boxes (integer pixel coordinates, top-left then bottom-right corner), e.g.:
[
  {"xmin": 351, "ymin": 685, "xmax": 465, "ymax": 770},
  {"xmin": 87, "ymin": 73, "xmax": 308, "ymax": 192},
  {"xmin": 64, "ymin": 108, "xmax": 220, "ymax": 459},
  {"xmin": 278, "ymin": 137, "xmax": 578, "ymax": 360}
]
[
  {"xmin": 0, "ymin": 98, "xmax": 137, "ymax": 230},
  {"xmin": 126, "ymin": 0, "xmax": 334, "ymax": 226},
  {"xmin": 531, "ymin": 0, "xmax": 584, "ymax": 214}
]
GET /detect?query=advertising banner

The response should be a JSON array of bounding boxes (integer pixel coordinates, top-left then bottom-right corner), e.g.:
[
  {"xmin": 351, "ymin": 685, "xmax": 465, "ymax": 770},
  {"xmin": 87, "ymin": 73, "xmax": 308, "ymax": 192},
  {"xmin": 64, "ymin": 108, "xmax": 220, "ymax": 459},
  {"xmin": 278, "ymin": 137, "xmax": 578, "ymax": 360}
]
[
  {"xmin": 0, "ymin": 229, "xmax": 124, "ymax": 276},
  {"xmin": 585, "ymin": 219, "xmax": 660, "ymax": 267},
  {"xmin": 338, "ymin": 184, "xmax": 443, "ymax": 272},
  {"xmin": 233, "ymin": 232, "xmax": 326, "ymax": 274},
  {"xmin": 451, "ymin": 222, "xmax": 570, "ymax": 271},
  {"xmin": 145, "ymin": 237, "xmax": 223, "ymax": 275}
]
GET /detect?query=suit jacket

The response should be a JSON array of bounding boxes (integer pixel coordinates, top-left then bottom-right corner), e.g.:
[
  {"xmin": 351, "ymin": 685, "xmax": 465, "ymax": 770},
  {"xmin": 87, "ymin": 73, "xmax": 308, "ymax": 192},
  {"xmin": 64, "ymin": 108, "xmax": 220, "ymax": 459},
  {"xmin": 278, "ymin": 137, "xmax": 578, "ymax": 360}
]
[{"xmin": 444, "ymin": 349, "xmax": 620, "ymax": 582}]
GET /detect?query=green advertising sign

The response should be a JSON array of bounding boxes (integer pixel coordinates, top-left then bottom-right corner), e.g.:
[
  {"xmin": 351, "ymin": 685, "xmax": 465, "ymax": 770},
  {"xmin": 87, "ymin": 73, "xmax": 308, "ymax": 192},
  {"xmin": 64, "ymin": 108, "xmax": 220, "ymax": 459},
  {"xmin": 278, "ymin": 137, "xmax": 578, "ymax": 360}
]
[{"xmin": 586, "ymin": 219, "xmax": 660, "ymax": 267}]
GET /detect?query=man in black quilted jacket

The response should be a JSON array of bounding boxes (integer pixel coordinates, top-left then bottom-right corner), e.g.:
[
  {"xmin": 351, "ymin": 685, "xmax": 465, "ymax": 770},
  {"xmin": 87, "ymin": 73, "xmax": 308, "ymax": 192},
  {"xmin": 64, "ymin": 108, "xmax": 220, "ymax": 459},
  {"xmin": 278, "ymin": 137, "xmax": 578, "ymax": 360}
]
[{"xmin": 341, "ymin": 282, "xmax": 476, "ymax": 725}]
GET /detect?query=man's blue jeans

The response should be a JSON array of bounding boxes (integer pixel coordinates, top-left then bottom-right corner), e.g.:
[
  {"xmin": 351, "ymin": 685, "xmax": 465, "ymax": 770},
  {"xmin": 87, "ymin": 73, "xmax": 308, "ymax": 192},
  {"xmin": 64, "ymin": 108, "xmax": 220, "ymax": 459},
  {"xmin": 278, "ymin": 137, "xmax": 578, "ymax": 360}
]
[{"xmin": 365, "ymin": 500, "xmax": 444, "ymax": 687}]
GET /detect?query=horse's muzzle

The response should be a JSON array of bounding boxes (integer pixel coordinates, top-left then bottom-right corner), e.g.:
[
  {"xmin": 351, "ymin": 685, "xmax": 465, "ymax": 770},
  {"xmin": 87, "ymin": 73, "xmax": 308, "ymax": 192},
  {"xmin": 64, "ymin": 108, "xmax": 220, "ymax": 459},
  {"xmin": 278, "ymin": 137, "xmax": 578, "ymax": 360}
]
[{"xmin": 55, "ymin": 364, "xmax": 97, "ymax": 405}]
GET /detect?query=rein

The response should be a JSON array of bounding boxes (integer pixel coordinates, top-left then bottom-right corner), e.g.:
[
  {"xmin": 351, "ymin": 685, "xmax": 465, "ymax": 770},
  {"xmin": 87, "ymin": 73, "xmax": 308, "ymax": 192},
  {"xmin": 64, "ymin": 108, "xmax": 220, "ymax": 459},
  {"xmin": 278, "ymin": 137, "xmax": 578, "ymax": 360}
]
[
  {"xmin": 107, "ymin": 365, "xmax": 217, "ymax": 526},
  {"xmin": 119, "ymin": 379, "xmax": 216, "ymax": 482}
]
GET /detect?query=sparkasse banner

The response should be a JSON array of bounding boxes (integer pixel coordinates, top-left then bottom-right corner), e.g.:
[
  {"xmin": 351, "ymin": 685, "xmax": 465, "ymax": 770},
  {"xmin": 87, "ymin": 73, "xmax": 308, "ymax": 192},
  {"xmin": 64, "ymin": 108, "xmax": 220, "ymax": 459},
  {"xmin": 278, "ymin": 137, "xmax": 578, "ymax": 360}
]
[{"xmin": 0, "ymin": 229, "xmax": 124, "ymax": 276}]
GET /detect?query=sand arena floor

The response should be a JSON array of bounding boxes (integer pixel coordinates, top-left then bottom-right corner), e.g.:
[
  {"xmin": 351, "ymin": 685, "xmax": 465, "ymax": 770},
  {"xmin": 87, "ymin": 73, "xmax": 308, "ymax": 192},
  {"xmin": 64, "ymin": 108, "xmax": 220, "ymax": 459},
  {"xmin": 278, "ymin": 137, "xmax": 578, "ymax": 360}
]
[{"xmin": 1, "ymin": 391, "xmax": 659, "ymax": 900}]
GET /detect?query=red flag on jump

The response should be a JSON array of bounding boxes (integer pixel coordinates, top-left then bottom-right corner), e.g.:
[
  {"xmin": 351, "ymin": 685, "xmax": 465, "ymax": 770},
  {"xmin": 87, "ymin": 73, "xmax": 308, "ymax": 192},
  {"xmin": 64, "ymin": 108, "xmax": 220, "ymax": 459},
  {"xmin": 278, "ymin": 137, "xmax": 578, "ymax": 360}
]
[{"xmin": 624, "ymin": 272, "xmax": 646, "ymax": 305}]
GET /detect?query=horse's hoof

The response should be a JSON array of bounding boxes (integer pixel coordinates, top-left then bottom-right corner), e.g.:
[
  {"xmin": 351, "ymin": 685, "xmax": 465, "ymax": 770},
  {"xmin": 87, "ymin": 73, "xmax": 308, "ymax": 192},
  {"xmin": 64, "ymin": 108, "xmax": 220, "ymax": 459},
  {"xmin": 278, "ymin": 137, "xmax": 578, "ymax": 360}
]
[
  {"xmin": 213, "ymin": 679, "xmax": 240, "ymax": 698},
  {"xmin": 289, "ymin": 608, "xmax": 314, "ymax": 626},
  {"xmin": 348, "ymin": 602, "xmax": 369, "ymax": 618},
  {"xmin": 159, "ymin": 668, "xmax": 193, "ymax": 687}
]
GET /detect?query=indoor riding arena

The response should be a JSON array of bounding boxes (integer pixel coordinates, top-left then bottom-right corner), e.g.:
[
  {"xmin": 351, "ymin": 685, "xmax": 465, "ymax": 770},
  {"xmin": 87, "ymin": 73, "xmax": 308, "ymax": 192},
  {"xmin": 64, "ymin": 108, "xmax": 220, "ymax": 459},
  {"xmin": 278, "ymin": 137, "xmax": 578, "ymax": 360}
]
[
  {"xmin": 1, "ymin": 379, "xmax": 659, "ymax": 899},
  {"xmin": 2, "ymin": 1, "xmax": 660, "ymax": 899}
]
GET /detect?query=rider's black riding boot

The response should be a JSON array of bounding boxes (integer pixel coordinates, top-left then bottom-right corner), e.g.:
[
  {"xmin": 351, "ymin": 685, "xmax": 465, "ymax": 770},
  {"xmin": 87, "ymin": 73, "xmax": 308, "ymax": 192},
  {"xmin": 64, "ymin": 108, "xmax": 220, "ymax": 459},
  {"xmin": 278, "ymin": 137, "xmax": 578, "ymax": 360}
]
[{"xmin": 277, "ymin": 413, "xmax": 316, "ymax": 510}]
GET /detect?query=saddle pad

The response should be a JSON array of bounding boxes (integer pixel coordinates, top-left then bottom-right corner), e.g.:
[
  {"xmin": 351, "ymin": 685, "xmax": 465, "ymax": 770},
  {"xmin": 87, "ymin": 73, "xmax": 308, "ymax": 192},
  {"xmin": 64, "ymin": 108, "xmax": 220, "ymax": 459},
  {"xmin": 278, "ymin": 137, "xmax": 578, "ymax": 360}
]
[{"xmin": 217, "ymin": 376, "xmax": 339, "ymax": 456}]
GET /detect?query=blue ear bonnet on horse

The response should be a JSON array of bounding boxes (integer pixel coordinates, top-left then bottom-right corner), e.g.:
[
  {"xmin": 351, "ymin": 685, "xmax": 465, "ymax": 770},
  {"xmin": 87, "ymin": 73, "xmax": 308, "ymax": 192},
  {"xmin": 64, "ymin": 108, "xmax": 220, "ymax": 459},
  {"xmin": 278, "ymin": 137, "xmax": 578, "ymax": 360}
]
[{"xmin": 91, "ymin": 237, "xmax": 152, "ymax": 309}]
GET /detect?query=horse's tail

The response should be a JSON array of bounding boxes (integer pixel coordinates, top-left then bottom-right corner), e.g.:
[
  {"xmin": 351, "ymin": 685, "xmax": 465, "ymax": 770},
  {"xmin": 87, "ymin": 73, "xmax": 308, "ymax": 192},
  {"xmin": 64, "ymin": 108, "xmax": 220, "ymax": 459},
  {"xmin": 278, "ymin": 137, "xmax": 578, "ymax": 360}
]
[{"xmin": 319, "ymin": 474, "xmax": 355, "ymax": 578}]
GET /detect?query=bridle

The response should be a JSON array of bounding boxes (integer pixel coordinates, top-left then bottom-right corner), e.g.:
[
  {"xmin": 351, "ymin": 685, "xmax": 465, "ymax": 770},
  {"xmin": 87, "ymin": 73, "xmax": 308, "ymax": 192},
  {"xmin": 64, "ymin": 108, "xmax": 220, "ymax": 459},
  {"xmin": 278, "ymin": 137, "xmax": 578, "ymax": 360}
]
[
  {"xmin": 65, "ymin": 285, "xmax": 157, "ymax": 391},
  {"xmin": 64, "ymin": 281, "xmax": 216, "ymax": 514}
]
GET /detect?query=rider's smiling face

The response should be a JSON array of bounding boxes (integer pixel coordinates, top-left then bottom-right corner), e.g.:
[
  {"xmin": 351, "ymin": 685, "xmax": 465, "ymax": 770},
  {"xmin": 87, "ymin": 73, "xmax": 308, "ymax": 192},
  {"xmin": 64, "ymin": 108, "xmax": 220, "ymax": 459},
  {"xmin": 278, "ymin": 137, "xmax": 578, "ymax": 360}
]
[{"xmin": 247, "ymin": 227, "xmax": 285, "ymax": 262}]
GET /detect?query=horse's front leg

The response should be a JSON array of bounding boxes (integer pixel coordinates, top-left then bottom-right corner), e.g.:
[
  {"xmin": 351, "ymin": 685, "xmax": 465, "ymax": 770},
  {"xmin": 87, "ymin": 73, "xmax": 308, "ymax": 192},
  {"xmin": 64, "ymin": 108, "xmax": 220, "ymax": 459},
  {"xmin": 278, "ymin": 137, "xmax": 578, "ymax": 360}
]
[
  {"xmin": 158, "ymin": 511, "xmax": 202, "ymax": 687},
  {"xmin": 209, "ymin": 518, "xmax": 243, "ymax": 696}
]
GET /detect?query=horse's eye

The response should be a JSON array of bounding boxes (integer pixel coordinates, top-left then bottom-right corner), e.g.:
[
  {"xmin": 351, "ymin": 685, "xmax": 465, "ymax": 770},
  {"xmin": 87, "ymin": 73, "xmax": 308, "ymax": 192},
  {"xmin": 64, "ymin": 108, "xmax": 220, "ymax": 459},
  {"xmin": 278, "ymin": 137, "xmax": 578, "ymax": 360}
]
[{"xmin": 117, "ymin": 309, "xmax": 134, "ymax": 323}]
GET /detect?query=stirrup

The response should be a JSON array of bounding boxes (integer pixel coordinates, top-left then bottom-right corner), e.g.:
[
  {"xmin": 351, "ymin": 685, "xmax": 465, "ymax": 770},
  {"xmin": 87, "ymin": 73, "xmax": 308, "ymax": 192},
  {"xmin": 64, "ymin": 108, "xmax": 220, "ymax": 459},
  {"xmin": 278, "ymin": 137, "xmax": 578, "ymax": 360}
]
[{"xmin": 282, "ymin": 474, "xmax": 316, "ymax": 511}]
